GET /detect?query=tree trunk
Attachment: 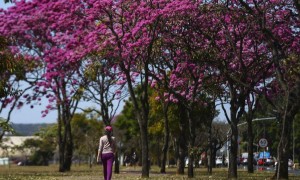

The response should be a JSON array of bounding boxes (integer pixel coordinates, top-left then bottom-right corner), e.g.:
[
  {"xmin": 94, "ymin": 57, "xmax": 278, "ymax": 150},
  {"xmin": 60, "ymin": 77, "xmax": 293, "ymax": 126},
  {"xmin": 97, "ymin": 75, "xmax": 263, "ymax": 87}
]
[
  {"xmin": 64, "ymin": 119, "xmax": 73, "ymax": 171},
  {"xmin": 188, "ymin": 155, "xmax": 194, "ymax": 178},
  {"xmin": 89, "ymin": 155, "xmax": 92, "ymax": 168},
  {"xmin": 176, "ymin": 104, "xmax": 187, "ymax": 175},
  {"xmin": 114, "ymin": 151, "xmax": 120, "ymax": 174},
  {"xmin": 211, "ymin": 146, "xmax": 217, "ymax": 168},
  {"xmin": 139, "ymin": 116, "xmax": 149, "ymax": 178},
  {"xmin": 207, "ymin": 124, "xmax": 212, "ymax": 174},
  {"xmin": 120, "ymin": 61, "xmax": 150, "ymax": 178},
  {"xmin": 274, "ymin": 82, "xmax": 300, "ymax": 179},
  {"xmin": 57, "ymin": 111, "xmax": 65, "ymax": 172},
  {"xmin": 187, "ymin": 110, "xmax": 196, "ymax": 178},
  {"xmin": 160, "ymin": 103, "xmax": 170, "ymax": 173},
  {"xmin": 276, "ymin": 142, "xmax": 289, "ymax": 180},
  {"xmin": 57, "ymin": 104, "xmax": 73, "ymax": 172},
  {"xmin": 156, "ymin": 138, "xmax": 161, "ymax": 167},
  {"xmin": 176, "ymin": 131, "xmax": 187, "ymax": 175},
  {"xmin": 176, "ymin": 142, "xmax": 186, "ymax": 175},
  {"xmin": 207, "ymin": 150, "xmax": 212, "ymax": 174},
  {"xmin": 228, "ymin": 123, "xmax": 238, "ymax": 179},
  {"xmin": 275, "ymin": 115, "xmax": 291, "ymax": 179},
  {"xmin": 58, "ymin": 141, "xmax": 65, "ymax": 172},
  {"xmin": 247, "ymin": 121, "xmax": 254, "ymax": 173}
]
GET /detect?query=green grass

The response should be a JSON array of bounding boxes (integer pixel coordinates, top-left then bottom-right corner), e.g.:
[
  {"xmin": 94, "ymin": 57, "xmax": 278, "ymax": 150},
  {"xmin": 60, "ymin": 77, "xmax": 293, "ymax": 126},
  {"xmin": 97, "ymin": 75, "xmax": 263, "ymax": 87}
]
[{"xmin": 0, "ymin": 165, "xmax": 298, "ymax": 180}]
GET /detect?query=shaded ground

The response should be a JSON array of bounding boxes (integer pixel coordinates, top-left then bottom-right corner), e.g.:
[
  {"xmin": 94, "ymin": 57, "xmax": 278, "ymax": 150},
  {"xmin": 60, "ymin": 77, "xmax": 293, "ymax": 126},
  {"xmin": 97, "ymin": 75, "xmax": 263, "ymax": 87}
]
[{"xmin": 0, "ymin": 164, "xmax": 299, "ymax": 180}]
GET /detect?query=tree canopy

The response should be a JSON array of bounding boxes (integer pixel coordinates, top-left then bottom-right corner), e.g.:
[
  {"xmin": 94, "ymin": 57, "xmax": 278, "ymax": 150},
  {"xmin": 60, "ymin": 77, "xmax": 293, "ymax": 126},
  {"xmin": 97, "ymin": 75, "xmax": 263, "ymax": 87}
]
[{"xmin": 1, "ymin": 0, "xmax": 300, "ymax": 179}]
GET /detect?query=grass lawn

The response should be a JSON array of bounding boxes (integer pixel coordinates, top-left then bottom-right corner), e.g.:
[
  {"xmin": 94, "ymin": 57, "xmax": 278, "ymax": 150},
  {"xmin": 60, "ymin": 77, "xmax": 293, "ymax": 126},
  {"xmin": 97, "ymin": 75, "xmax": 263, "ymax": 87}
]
[{"xmin": 0, "ymin": 164, "xmax": 298, "ymax": 180}]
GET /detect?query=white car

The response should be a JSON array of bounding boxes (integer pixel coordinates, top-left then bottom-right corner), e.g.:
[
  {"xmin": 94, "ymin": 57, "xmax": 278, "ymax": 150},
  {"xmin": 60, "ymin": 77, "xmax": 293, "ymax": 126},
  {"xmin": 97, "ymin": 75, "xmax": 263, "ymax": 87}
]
[
  {"xmin": 288, "ymin": 159, "xmax": 294, "ymax": 167},
  {"xmin": 265, "ymin": 157, "xmax": 275, "ymax": 166},
  {"xmin": 215, "ymin": 157, "xmax": 223, "ymax": 167},
  {"xmin": 185, "ymin": 158, "xmax": 202, "ymax": 167}
]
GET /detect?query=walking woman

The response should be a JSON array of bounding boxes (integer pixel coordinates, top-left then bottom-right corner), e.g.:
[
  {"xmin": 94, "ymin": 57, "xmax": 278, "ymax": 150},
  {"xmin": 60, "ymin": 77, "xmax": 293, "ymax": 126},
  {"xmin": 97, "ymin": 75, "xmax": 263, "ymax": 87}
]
[{"xmin": 97, "ymin": 126, "xmax": 116, "ymax": 180}]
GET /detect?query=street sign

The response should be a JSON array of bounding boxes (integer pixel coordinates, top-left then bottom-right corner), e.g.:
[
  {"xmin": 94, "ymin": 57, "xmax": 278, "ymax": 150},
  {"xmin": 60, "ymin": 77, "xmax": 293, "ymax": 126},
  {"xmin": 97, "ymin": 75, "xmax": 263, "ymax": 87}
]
[{"xmin": 259, "ymin": 138, "xmax": 268, "ymax": 148}]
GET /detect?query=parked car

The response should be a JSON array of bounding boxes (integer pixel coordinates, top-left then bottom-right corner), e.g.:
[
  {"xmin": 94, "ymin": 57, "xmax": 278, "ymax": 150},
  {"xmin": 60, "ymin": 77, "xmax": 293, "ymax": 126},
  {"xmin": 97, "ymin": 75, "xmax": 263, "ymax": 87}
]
[
  {"xmin": 241, "ymin": 157, "xmax": 247, "ymax": 165},
  {"xmin": 215, "ymin": 157, "xmax": 223, "ymax": 167},
  {"xmin": 225, "ymin": 157, "xmax": 228, "ymax": 166},
  {"xmin": 257, "ymin": 157, "xmax": 276, "ymax": 166},
  {"xmin": 288, "ymin": 159, "xmax": 294, "ymax": 167},
  {"xmin": 185, "ymin": 158, "xmax": 201, "ymax": 167},
  {"xmin": 265, "ymin": 157, "xmax": 275, "ymax": 166},
  {"xmin": 185, "ymin": 158, "xmax": 190, "ymax": 167},
  {"xmin": 241, "ymin": 157, "xmax": 257, "ymax": 166},
  {"xmin": 257, "ymin": 158, "xmax": 263, "ymax": 166}
]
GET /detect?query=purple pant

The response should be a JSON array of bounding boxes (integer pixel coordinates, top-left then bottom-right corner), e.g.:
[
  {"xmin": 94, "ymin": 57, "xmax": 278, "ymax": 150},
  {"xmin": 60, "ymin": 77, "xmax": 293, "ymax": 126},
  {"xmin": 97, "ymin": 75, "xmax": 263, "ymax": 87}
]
[{"xmin": 101, "ymin": 153, "xmax": 114, "ymax": 180}]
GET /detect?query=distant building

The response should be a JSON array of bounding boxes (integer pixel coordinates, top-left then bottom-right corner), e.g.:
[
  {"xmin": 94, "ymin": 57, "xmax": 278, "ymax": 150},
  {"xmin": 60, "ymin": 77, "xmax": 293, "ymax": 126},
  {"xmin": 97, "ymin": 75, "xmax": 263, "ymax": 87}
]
[
  {"xmin": 0, "ymin": 157, "xmax": 9, "ymax": 165},
  {"xmin": 0, "ymin": 136, "xmax": 39, "ymax": 158}
]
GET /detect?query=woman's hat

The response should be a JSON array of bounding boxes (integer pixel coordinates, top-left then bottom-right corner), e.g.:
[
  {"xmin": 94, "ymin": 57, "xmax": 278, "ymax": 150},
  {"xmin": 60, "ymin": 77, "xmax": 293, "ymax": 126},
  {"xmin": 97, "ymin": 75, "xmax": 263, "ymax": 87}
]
[{"xmin": 105, "ymin": 126, "xmax": 113, "ymax": 132}]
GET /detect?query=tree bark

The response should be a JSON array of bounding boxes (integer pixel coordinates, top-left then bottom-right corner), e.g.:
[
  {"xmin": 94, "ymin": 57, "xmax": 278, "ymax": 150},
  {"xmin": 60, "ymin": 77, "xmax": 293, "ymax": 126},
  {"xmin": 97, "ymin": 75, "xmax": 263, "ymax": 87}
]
[
  {"xmin": 114, "ymin": 151, "xmax": 120, "ymax": 174},
  {"xmin": 228, "ymin": 123, "xmax": 238, "ymax": 179},
  {"xmin": 187, "ymin": 155, "xmax": 194, "ymax": 178},
  {"xmin": 160, "ymin": 103, "xmax": 170, "ymax": 173},
  {"xmin": 274, "ymin": 80, "xmax": 300, "ymax": 179},
  {"xmin": 276, "ymin": 137, "xmax": 289, "ymax": 179},
  {"xmin": 57, "ymin": 103, "xmax": 74, "ymax": 172},
  {"xmin": 187, "ymin": 109, "xmax": 196, "ymax": 178},
  {"xmin": 64, "ymin": 119, "xmax": 73, "ymax": 171},
  {"xmin": 58, "ymin": 120, "xmax": 65, "ymax": 172},
  {"xmin": 207, "ymin": 123, "xmax": 212, "ymax": 175},
  {"xmin": 176, "ymin": 104, "xmax": 187, "ymax": 175},
  {"xmin": 275, "ymin": 113, "xmax": 292, "ymax": 179},
  {"xmin": 139, "ymin": 118, "xmax": 149, "ymax": 178},
  {"xmin": 211, "ymin": 144, "xmax": 217, "ymax": 168},
  {"xmin": 156, "ymin": 137, "xmax": 161, "ymax": 167},
  {"xmin": 176, "ymin": 139, "xmax": 186, "ymax": 175},
  {"xmin": 119, "ymin": 60, "xmax": 151, "ymax": 178}
]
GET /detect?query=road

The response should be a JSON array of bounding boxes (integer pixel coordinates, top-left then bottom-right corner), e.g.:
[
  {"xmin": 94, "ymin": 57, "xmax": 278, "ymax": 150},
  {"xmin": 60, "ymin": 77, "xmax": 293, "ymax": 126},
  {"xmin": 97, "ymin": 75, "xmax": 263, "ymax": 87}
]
[{"xmin": 240, "ymin": 165, "xmax": 300, "ymax": 176}]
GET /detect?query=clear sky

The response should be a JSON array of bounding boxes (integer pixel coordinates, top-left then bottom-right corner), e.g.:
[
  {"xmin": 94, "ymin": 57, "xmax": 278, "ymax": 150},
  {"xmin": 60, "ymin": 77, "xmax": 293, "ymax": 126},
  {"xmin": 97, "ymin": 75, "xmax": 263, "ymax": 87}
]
[{"xmin": 0, "ymin": 1, "xmax": 11, "ymax": 9}]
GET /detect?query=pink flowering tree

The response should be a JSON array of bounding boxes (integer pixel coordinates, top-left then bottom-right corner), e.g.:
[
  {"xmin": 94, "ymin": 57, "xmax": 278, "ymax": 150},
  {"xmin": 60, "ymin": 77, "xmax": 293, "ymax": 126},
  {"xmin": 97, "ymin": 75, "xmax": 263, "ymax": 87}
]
[
  {"xmin": 152, "ymin": 63, "xmax": 213, "ymax": 176},
  {"xmin": 0, "ymin": 0, "xmax": 95, "ymax": 172},
  {"xmin": 237, "ymin": 1, "xmax": 300, "ymax": 179},
  {"xmin": 167, "ymin": 1, "xmax": 275, "ymax": 178},
  {"xmin": 210, "ymin": 10, "xmax": 271, "ymax": 179},
  {"xmin": 147, "ymin": 1, "xmax": 273, "ymax": 177},
  {"xmin": 195, "ymin": 1, "xmax": 300, "ymax": 179},
  {"xmin": 151, "ymin": 47, "xmax": 217, "ymax": 177},
  {"xmin": 85, "ymin": 0, "xmax": 163, "ymax": 176},
  {"xmin": 147, "ymin": 2, "xmax": 222, "ymax": 176},
  {"xmin": 85, "ymin": 0, "xmax": 205, "ymax": 177}
]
